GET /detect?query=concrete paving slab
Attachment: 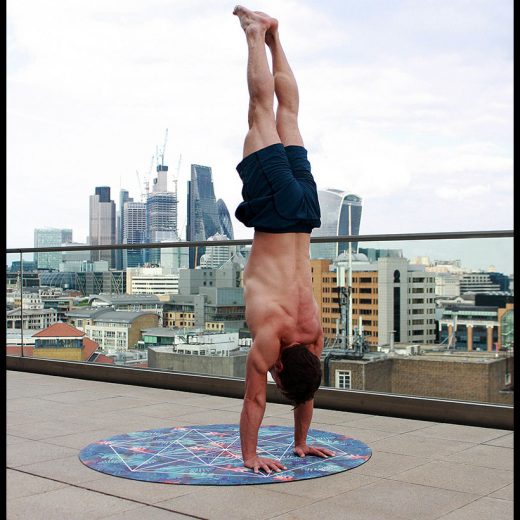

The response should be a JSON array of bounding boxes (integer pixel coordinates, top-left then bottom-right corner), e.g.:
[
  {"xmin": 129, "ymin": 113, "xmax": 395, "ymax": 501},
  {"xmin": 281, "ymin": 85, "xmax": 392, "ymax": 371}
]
[{"xmin": 391, "ymin": 460, "xmax": 514, "ymax": 494}]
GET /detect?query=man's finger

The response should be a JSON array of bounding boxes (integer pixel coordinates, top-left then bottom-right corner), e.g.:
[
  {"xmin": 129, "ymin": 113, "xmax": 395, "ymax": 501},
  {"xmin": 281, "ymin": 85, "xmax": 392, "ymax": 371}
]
[
  {"xmin": 315, "ymin": 449, "xmax": 332, "ymax": 457},
  {"xmin": 312, "ymin": 447, "xmax": 335, "ymax": 457},
  {"xmin": 270, "ymin": 461, "xmax": 283, "ymax": 472}
]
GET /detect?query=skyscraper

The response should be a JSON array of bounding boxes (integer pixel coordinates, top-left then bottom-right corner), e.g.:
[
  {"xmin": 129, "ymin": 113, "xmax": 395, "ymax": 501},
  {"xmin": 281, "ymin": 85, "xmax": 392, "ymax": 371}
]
[
  {"xmin": 217, "ymin": 199, "xmax": 234, "ymax": 240},
  {"xmin": 310, "ymin": 189, "xmax": 362, "ymax": 260},
  {"xmin": 146, "ymin": 163, "xmax": 178, "ymax": 266},
  {"xmin": 123, "ymin": 201, "xmax": 147, "ymax": 268},
  {"xmin": 186, "ymin": 164, "xmax": 234, "ymax": 267},
  {"xmin": 34, "ymin": 228, "xmax": 73, "ymax": 270},
  {"xmin": 116, "ymin": 189, "xmax": 133, "ymax": 269},
  {"xmin": 89, "ymin": 186, "xmax": 116, "ymax": 268}
]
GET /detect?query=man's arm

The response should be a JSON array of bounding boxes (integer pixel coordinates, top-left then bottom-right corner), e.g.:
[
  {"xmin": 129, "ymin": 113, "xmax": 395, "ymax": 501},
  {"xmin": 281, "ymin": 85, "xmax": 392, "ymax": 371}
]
[
  {"xmin": 293, "ymin": 329, "xmax": 334, "ymax": 459},
  {"xmin": 240, "ymin": 335, "xmax": 286, "ymax": 473},
  {"xmin": 293, "ymin": 399, "xmax": 335, "ymax": 458}
]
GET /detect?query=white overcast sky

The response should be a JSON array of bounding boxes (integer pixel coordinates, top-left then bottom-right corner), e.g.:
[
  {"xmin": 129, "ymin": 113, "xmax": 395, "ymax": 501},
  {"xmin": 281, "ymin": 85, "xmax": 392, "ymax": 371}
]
[{"xmin": 6, "ymin": 0, "xmax": 514, "ymax": 272}]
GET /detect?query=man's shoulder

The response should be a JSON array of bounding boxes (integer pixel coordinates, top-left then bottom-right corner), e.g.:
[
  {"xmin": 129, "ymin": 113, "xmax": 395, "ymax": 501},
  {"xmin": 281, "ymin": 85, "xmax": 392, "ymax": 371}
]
[
  {"xmin": 249, "ymin": 324, "xmax": 285, "ymax": 371},
  {"xmin": 247, "ymin": 343, "xmax": 277, "ymax": 374}
]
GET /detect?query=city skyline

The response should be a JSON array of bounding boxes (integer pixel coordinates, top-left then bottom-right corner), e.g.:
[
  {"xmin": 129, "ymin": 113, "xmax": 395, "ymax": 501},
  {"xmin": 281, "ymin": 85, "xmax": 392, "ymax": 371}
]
[{"xmin": 7, "ymin": 1, "xmax": 513, "ymax": 271}]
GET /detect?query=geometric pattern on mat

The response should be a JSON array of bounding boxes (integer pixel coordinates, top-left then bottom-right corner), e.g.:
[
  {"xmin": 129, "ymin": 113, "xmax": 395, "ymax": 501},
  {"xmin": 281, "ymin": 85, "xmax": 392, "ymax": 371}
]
[{"xmin": 79, "ymin": 424, "xmax": 371, "ymax": 485}]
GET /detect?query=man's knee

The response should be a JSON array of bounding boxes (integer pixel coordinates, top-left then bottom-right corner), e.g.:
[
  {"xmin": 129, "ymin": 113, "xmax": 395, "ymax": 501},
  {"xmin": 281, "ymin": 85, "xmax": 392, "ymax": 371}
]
[{"xmin": 248, "ymin": 101, "xmax": 276, "ymax": 129}]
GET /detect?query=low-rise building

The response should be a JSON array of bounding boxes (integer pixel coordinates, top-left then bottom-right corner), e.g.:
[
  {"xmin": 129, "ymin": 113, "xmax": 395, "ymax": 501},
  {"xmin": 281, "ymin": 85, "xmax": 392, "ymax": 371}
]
[
  {"xmin": 437, "ymin": 295, "xmax": 514, "ymax": 352},
  {"xmin": 311, "ymin": 255, "xmax": 437, "ymax": 348},
  {"xmin": 6, "ymin": 307, "xmax": 58, "ymax": 330},
  {"xmin": 126, "ymin": 267, "xmax": 180, "ymax": 295},
  {"xmin": 32, "ymin": 322, "xmax": 100, "ymax": 362},
  {"xmin": 88, "ymin": 294, "xmax": 164, "ymax": 320},
  {"xmin": 147, "ymin": 330, "xmax": 247, "ymax": 378},
  {"xmin": 323, "ymin": 349, "xmax": 513, "ymax": 405},
  {"xmin": 85, "ymin": 310, "xmax": 159, "ymax": 350}
]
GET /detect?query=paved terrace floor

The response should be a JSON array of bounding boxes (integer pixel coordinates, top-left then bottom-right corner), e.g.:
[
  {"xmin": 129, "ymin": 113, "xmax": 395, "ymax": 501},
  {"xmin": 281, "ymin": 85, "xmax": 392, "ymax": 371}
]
[{"xmin": 6, "ymin": 370, "xmax": 514, "ymax": 520}]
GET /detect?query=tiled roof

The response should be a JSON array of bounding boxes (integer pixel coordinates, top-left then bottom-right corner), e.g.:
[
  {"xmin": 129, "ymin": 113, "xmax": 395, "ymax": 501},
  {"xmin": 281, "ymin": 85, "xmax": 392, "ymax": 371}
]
[
  {"xmin": 32, "ymin": 322, "xmax": 85, "ymax": 338},
  {"xmin": 81, "ymin": 337, "xmax": 99, "ymax": 360},
  {"xmin": 87, "ymin": 352, "xmax": 114, "ymax": 364}
]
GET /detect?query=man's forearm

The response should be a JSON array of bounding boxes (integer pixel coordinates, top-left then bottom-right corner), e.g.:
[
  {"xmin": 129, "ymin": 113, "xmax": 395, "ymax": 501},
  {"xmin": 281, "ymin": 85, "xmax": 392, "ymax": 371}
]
[
  {"xmin": 294, "ymin": 399, "xmax": 314, "ymax": 446},
  {"xmin": 240, "ymin": 398, "xmax": 266, "ymax": 461}
]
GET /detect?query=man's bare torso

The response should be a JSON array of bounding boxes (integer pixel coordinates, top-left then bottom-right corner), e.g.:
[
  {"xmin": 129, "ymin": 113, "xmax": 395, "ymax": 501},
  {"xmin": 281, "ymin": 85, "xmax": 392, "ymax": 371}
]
[{"xmin": 244, "ymin": 231, "xmax": 322, "ymax": 359}]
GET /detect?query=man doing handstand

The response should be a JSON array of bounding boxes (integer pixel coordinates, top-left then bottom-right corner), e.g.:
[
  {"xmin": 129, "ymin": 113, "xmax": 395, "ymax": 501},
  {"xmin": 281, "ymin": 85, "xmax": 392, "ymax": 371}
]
[{"xmin": 233, "ymin": 5, "xmax": 335, "ymax": 474}]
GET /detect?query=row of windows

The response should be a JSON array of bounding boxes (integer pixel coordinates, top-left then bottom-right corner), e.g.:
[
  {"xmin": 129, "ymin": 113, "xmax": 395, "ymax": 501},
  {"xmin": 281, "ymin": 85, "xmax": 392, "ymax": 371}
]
[
  {"xmin": 102, "ymin": 331, "xmax": 127, "ymax": 338},
  {"xmin": 410, "ymin": 329, "xmax": 436, "ymax": 336},
  {"xmin": 166, "ymin": 321, "xmax": 194, "ymax": 327}
]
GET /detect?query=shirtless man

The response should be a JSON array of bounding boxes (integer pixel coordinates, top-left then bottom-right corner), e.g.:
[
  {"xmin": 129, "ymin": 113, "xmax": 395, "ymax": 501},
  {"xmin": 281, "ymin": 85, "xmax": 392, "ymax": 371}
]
[{"xmin": 233, "ymin": 5, "xmax": 335, "ymax": 474}]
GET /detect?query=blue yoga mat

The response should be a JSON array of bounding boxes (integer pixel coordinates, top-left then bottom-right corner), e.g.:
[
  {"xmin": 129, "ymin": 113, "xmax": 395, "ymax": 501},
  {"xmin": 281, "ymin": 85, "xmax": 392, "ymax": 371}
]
[{"xmin": 79, "ymin": 423, "xmax": 371, "ymax": 485}]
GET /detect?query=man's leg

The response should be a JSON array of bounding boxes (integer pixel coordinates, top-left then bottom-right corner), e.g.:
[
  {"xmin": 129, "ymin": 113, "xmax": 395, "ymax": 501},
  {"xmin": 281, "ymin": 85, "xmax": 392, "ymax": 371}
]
[
  {"xmin": 265, "ymin": 24, "xmax": 304, "ymax": 147},
  {"xmin": 234, "ymin": 6, "xmax": 281, "ymax": 158}
]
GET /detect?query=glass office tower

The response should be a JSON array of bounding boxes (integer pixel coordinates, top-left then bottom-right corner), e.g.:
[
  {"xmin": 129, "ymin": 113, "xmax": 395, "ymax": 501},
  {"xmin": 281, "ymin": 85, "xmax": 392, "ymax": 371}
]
[
  {"xmin": 34, "ymin": 228, "xmax": 73, "ymax": 270},
  {"xmin": 89, "ymin": 186, "xmax": 116, "ymax": 268},
  {"xmin": 186, "ymin": 164, "xmax": 233, "ymax": 267},
  {"xmin": 310, "ymin": 189, "xmax": 362, "ymax": 260},
  {"xmin": 116, "ymin": 189, "xmax": 132, "ymax": 269},
  {"xmin": 123, "ymin": 201, "xmax": 147, "ymax": 268}
]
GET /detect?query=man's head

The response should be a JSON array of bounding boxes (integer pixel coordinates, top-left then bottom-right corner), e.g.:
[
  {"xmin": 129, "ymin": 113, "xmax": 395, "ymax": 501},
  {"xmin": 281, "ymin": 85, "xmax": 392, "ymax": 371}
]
[{"xmin": 270, "ymin": 344, "xmax": 322, "ymax": 408}]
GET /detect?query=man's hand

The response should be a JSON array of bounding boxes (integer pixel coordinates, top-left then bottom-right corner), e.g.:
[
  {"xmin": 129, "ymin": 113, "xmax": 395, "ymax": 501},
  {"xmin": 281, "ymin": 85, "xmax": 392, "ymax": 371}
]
[
  {"xmin": 244, "ymin": 455, "xmax": 287, "ymax": 474},
  {"xmin": 293, "ymin": 444, "xmax": 335, "ymax": 458}
]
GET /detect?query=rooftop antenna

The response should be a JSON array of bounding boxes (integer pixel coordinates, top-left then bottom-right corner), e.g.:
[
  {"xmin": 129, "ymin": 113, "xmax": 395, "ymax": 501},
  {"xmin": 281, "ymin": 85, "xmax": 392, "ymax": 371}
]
[{"xmin": 348, "ymin": 204, "xmax": 353, "ymax": 349}]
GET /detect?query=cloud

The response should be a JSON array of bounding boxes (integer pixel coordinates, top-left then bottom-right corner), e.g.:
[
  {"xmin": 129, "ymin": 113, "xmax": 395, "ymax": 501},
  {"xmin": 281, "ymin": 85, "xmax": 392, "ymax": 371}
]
[{"xmin": 6, "ymin": 0, "xmax": 514, "ymax": 254}]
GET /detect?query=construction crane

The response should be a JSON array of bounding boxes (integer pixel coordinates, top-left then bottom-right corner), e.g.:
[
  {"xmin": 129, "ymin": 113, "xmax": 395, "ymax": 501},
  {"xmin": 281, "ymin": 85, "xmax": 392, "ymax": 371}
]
[
  {"xmin": 173, "ymin": 153, "xmax": 182, "ymax": 196},
  {"xmin": 145, "ymin": 154, "xmax": 154, "ymax": 194},
  {"xmin": 136, "ymin": 170, "xmax": 145, "ymax": 202},
  {"xmin": 157, "ymin": 128, "xmax": 169, "ymax": 170},
  {"xmin": 135, "ymin": 153, "xmax": 154, "ymax": 202}
]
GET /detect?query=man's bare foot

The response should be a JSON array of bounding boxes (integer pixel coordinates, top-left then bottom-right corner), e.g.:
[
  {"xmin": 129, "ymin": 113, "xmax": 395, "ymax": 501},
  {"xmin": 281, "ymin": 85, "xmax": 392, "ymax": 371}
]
[
  {"xmin": 264, "ymin": 26, "xmax": 279, "ymax": 47},
  {"xmin": 233, "ymin": 5, "xmax": 277, "ymax": 35},
  {"xmin": 255, "ymin": 11, "xmax": 279, "ymax": 46}
]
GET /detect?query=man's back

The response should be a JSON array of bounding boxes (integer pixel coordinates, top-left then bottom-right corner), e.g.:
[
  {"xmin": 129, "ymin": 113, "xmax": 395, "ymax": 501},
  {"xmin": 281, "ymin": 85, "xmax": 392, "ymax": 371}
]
[{"xmin": 243, "ymin": 231, "xmax": 321, "ymax": 355}]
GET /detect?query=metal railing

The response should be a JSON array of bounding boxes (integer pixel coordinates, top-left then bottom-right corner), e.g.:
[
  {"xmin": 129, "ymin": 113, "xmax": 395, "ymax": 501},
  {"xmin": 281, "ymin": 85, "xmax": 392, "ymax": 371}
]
[{"xmin": 6, "ymin": 229, "xmax": 514, "ymax": 255}]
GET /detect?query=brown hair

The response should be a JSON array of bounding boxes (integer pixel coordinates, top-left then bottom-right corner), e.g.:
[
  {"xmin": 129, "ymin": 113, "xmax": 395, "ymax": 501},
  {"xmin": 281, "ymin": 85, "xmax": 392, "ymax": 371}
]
[{"xmin": 278, "ymin": 344, "xmax": 322, "ymax": 407}]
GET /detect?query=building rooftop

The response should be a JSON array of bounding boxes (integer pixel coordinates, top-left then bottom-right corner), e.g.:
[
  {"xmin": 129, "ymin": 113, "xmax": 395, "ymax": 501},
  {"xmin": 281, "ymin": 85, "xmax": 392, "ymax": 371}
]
[
  {"xmin": 32, "ymin": 322, "xmax": 85, "ymax": 338},
  {"xmin": 90, "ymin": 310, "xmax": 158, "ymax": 323},
  {"xmin": 89, "ymin": 294, "xmax": 162, "ymax": 304},
  {"xmin": 7, "ymin": 370, "xmax": 513, "ymax": 520},
  {"xmin": 66, "ymin": 307, "xmax": 108, "ymax": 318}
]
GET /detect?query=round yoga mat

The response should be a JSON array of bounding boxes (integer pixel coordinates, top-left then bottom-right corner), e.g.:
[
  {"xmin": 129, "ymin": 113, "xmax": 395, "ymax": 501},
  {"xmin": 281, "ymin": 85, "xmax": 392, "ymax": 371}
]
[{"xmin": 79, "ymin": 423, "xmax": 371, "ymax": 485}]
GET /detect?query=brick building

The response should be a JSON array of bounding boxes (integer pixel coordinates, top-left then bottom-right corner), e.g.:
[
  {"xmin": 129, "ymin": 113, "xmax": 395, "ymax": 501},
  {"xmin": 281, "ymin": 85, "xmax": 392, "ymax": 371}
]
[{"xmin": 324, "ymin": 351, "xmax": 513, "ymax": 405}]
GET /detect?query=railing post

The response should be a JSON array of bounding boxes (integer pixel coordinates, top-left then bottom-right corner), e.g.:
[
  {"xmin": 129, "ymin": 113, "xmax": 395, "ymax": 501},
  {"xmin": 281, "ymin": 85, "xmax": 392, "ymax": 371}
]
[{"xmin": 20, "ymin": 251, "xmax": 24, "ymax": 358}]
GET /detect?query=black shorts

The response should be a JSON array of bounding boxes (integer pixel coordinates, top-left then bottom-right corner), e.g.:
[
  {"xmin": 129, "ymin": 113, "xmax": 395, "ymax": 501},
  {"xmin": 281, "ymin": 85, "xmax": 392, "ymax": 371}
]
[{"xmin": 235, "ymin": 143, "xmax": 321, "ymax": 233}]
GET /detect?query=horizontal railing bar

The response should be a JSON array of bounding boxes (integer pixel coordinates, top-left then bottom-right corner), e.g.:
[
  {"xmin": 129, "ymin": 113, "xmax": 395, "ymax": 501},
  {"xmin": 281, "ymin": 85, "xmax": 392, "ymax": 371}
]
[
  {"xmin": 5, "ymin": 356, "xmax": 514, "ymax": 430},
  {"xmin": 5, "ymin": 229, "xmax": 514, "ymax": 254}
]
